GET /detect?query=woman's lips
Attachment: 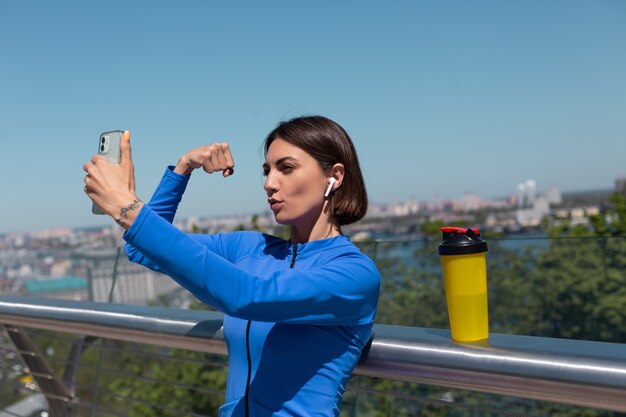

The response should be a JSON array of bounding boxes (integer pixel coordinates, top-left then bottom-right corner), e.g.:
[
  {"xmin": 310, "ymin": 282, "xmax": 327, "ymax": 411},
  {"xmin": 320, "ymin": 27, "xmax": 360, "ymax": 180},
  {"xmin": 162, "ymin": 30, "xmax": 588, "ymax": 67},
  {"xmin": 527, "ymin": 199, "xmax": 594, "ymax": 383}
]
[{"xmin": 269, "ymin": 199, "xmax": 282, "ymax": 211}]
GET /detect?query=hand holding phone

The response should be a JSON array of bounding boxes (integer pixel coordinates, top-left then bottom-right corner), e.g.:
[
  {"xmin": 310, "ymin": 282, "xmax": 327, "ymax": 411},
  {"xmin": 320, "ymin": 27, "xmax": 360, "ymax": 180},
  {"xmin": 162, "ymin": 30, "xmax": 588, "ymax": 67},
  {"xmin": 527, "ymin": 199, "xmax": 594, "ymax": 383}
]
[
  {"xmin": 92, "ymin": 130, "xmax": 124, "ymax": 214},
  {"xmin": 84, "ymin": 130, "xmax": 140, "ymax": 228}
]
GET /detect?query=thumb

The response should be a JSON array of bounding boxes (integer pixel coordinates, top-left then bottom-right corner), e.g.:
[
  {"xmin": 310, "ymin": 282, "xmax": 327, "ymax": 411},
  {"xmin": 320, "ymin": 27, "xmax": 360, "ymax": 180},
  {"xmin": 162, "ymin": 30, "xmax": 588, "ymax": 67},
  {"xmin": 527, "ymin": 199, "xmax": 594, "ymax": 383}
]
[{"xmin": 120, "ymin": 131, "xmax": 133, "ymax": 166}]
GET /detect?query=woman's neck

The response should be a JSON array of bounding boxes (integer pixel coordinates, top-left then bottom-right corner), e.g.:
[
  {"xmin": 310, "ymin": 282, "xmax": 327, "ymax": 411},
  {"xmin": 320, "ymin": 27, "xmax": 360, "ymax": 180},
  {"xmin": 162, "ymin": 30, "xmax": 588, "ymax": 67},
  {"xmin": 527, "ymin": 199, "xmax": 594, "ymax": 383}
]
[{"xmin": 289, "ymin": 213, "xmax": 342, "ymax": 244}]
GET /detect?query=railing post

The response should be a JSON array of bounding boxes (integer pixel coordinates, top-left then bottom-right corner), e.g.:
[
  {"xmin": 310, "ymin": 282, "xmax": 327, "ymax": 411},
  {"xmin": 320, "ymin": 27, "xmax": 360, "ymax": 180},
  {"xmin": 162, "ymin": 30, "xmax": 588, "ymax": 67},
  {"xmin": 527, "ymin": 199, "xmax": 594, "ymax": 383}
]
[
  {"xmin": 88, "ymin": 246, "xmax": 122, "ymax": 417},
  {"xmin": 4, "ymin": 325, "xmax": 74, "ymax": 417},
  {"xmin": 62, "ymin": 335, "xmax": 99, "ymax": 398}
]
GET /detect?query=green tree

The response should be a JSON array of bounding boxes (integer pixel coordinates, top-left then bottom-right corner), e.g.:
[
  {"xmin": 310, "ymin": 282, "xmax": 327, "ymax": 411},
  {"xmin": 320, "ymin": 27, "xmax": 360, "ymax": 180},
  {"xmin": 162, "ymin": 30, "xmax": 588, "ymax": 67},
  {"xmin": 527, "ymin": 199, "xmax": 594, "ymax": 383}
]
[
  {"xmin": 108, "ymin": 348, "xmax": 227, "ymax": 417},
  {"xmin": 528, "ymin": 192, "xmax": 626, "ymax": 342},
  {"xmin": 355, "ymin": 216, "xmax": 625, "ymax": 417}
]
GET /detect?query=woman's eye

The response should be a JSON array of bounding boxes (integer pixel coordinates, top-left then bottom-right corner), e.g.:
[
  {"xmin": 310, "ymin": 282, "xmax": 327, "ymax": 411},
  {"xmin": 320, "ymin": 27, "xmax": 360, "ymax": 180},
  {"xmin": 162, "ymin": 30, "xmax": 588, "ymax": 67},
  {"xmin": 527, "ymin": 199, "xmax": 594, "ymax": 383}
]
[{"xmin": 263, "ymin": 164, "xmax": 295, "ymax": 176}]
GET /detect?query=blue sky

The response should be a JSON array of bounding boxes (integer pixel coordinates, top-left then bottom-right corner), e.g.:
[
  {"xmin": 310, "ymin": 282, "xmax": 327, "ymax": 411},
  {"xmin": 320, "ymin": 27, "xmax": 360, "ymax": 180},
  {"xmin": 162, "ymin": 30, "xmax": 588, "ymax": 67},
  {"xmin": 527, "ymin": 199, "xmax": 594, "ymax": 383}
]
[{"xmin": 1, "ymin": 1, "xmax": 625, "ymax": 233}]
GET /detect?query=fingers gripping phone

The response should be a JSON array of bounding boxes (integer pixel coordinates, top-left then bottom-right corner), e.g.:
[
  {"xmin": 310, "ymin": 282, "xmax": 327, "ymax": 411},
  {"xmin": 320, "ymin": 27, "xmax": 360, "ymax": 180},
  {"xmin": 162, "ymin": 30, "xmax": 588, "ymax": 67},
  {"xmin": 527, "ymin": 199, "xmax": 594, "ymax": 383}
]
[{"xmin": 92, "ymin": 130, "xmax": 124, "ymax": 215}]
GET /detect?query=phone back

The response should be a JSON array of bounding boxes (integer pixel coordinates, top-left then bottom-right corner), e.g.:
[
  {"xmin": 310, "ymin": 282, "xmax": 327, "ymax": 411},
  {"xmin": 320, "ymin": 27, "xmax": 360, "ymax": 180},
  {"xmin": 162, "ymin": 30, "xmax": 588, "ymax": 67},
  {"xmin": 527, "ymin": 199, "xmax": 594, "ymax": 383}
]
[{"xmin": 98, "ymin": 130, "xmax": 124, "ymax": 163}]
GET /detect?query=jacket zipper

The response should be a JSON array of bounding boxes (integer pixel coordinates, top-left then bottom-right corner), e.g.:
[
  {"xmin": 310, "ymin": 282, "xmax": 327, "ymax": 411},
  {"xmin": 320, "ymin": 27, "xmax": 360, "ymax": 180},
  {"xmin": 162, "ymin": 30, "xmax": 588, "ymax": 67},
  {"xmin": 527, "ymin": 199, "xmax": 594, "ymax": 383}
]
[
  {"xmin": 290, "ymin": 242, "xmax": 298, "ymax": 268},
  {"xmin": 244, "ymin": 320, "xmax": 252, "ymax": 417},
  {"xmin": 244, "ymin": 242, "xmax": 298, "ymax": 417}
]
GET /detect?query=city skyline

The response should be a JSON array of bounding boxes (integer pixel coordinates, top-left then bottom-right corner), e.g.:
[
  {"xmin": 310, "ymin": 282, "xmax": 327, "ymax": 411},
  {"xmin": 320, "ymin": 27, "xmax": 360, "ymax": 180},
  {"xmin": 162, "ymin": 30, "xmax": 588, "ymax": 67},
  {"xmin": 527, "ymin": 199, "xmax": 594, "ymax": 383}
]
[
  {"xmin": 0, "ymin": 175, "xmax": 615, "ymax": 237},
  {"xmin": 1, "ymin": 1, "xmax": 625, "ymax": 233}
]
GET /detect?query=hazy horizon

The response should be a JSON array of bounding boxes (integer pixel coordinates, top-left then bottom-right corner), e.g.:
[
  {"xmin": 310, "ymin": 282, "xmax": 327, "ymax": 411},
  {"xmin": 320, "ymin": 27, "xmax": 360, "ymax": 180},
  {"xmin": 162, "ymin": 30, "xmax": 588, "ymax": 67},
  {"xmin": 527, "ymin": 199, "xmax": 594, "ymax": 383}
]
[{"xmin": 1, "ymin": 183, "xmax": 616, "ymax": 236}]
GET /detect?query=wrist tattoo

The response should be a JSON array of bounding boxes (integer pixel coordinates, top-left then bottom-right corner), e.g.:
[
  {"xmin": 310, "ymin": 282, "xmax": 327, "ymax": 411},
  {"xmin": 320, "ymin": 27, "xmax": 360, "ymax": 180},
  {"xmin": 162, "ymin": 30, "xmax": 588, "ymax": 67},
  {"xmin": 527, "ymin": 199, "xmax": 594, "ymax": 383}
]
[{"xmin": 116, "ymin": 198, "xmax": 141, "ymax": 222}]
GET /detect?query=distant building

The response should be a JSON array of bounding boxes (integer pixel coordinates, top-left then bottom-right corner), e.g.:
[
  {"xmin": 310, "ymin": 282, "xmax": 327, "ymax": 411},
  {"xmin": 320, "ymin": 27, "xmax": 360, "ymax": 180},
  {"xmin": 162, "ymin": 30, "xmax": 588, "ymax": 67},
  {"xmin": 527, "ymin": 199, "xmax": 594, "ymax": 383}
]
[
  {"xmin": 616, "ymin": 177, "xmax": 626, "ymax": 194},
  {"xmin": 462, "ymin": 193, "xmax": 481, "ymax": 212},
  {"xmin": 544, "ymin": 187, "xmax": 562, "ymax": 205},
  {"xmin": 516, "ymin": 180, "xmax": 536, "ymax": 208},
  {"xmin": 0, "ymin": 277, "xmax": 13, "ymax": 293},
  {"xmin": 516, "ymin": 197, "xmax": 549, "ymax": 227},
  {"xmin": 78, "ymin": 248, "xmax": 180, "ymax": 305},
  {"xmin": 512, "ymin": 181, "xmax": 563, "ymax": 228},
  {"xmin": 22, "ymin": 276, "xmax": 87, "ymax": 300}
]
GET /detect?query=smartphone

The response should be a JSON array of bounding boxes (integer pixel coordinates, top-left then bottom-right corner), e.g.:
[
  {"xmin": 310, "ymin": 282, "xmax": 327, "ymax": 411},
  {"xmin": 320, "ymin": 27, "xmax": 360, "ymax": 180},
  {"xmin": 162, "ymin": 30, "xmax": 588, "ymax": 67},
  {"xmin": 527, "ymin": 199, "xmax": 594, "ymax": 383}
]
[{"xmin": 92, "ymin": 130, "xmax": 124, "ymax": 215}]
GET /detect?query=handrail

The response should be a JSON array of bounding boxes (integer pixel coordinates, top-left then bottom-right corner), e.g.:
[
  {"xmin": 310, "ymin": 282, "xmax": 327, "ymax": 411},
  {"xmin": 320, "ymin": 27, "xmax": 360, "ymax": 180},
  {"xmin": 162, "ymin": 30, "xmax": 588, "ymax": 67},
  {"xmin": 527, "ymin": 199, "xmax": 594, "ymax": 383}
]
[{"xmin": 1, "ymin": 295, "xmax": 625, "ymax": 412}]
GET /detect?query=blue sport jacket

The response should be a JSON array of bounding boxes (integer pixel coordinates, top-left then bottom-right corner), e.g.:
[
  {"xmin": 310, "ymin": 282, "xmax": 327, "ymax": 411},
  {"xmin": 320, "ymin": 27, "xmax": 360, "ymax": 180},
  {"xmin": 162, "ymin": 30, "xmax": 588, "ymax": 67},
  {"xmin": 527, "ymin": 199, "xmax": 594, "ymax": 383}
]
[{"xmin": 123, "ymin": 167, "xmax": 381, "ymax": 417}]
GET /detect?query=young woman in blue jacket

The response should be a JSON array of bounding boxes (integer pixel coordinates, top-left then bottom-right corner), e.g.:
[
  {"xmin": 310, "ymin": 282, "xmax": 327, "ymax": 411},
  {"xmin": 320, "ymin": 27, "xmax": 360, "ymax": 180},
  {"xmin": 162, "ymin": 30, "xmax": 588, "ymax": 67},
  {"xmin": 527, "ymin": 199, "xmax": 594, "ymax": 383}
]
[{"xmin": 83, "ymin": 116, "xmax": 381, "ymax": 417}]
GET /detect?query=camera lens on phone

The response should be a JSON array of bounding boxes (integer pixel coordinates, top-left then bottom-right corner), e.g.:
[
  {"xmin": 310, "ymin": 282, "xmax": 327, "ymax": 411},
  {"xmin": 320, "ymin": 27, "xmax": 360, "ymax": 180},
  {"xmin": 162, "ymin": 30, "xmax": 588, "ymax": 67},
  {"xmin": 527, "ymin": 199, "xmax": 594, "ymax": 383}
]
[
  {"xmin": 100, "ymin": 145, "xmax": 105, "ymax": 152},
  {"xmin": 101, "ymin": 137, "xmax": 106, "ymax": 143}
]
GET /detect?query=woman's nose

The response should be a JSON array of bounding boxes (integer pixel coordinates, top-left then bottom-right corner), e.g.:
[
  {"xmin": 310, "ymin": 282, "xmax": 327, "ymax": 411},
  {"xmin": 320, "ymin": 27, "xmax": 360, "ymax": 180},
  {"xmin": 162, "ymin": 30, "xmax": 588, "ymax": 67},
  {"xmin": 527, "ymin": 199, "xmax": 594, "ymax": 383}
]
[{"xmin": 264, "ymin": 172, "xmax": 278, "ymax": 195}]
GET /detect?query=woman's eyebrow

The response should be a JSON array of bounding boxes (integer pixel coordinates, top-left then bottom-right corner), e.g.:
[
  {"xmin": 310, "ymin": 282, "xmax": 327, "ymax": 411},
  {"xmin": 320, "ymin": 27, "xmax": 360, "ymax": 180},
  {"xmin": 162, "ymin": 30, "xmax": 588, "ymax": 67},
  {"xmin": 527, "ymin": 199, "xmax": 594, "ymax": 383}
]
[
  {"xmin": 263, "ymin": 156, "xmax": 299, "ymax": 168},
  {"xmin": 276, "ymin": 156, "xmax": 298, "ymax": 165}
]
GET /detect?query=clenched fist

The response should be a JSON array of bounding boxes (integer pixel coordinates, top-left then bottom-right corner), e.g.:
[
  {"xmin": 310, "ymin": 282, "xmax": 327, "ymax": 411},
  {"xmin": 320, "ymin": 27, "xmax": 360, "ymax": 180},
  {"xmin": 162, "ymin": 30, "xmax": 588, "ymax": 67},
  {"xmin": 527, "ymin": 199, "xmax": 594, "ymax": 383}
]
[{"xmin": 174, "ymin": 143, "xmax": 235, "ymax": 177}]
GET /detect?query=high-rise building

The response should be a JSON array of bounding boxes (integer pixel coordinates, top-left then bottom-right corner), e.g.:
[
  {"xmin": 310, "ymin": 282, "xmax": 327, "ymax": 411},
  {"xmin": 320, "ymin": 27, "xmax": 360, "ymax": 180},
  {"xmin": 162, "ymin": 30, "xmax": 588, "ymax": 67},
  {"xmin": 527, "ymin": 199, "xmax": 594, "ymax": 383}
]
[
  {"xmin": 616, "ymin": 177, "xmax": 626, "ymax": 194},
  {"xmin": 516, "ymin": 180, "xmax": 536, "ymax": 208}
]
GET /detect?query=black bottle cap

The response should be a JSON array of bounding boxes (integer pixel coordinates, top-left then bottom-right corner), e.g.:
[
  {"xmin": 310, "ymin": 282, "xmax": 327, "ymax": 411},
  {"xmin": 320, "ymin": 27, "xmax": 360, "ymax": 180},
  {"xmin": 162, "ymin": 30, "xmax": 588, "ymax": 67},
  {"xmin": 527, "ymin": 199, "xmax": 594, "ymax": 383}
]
[{"xmin": 438, "ymin": 226, "xmax": 488, "ymax": 256}]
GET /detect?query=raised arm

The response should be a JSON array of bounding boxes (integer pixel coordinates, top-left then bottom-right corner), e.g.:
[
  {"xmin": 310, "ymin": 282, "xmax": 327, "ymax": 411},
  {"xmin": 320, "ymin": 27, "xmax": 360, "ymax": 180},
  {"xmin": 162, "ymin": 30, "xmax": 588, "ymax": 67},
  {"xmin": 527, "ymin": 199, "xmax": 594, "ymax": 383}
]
[
  {"xmin": 83, "ymin": 133, "xmax": 235, "ymax": 230},
  {"xmin": 124, "ymin": 207, "xmax": 380, "ymax": 326},
  {"xmin": 84, "ymin": 134, "xmax": 237, "ymax": 269}
]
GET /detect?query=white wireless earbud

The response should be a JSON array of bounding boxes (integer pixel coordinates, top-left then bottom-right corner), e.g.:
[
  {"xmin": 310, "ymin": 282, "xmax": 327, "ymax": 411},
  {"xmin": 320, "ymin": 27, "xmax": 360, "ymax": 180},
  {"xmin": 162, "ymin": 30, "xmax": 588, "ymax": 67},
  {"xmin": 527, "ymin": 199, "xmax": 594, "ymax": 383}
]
[{"xmin": 324, "ymin": 178, "xmax": 337, "ymax": 197}]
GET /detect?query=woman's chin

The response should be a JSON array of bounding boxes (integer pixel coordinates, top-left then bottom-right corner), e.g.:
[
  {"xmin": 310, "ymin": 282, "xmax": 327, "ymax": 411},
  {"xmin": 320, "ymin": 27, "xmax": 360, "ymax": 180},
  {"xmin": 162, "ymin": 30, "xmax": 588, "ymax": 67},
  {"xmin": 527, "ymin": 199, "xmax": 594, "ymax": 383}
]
[{"xmin": 273, "ymin": 213, "xmax": 291, "ymax": 225}]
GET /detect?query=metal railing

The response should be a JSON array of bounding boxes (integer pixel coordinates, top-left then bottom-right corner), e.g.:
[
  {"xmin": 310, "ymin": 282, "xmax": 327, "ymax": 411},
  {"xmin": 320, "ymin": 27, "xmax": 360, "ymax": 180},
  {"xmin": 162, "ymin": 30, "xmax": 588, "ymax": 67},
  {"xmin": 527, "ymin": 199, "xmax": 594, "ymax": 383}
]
[{"xmin": 1, "ymin": 295, "xmax": 625, "ymax": 416}]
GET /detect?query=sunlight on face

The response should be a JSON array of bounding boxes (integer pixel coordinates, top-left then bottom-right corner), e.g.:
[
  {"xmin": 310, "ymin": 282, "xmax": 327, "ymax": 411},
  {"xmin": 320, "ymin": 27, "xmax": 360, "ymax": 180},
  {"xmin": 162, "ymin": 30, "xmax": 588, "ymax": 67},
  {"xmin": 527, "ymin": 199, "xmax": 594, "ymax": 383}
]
[{"xmin": 263, "ymin": 139, "xmax": 328, "ymax": 226}]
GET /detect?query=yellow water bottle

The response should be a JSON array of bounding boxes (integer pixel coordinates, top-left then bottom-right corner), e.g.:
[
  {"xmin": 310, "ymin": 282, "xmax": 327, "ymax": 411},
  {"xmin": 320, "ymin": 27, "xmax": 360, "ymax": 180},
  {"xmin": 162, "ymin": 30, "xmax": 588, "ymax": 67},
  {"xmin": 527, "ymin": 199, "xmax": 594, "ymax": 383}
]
[{"xmin": 439, "ymin": 226, "xmax": 489, "ymax": 342}]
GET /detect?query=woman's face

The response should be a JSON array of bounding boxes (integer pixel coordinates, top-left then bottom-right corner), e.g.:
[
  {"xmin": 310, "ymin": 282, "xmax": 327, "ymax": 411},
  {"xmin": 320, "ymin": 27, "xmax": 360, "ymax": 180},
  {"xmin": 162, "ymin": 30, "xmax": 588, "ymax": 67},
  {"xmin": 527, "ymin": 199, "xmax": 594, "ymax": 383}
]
[{"xmin": 263, "ymin": 138, "xmax": 328, "ymax": 226}]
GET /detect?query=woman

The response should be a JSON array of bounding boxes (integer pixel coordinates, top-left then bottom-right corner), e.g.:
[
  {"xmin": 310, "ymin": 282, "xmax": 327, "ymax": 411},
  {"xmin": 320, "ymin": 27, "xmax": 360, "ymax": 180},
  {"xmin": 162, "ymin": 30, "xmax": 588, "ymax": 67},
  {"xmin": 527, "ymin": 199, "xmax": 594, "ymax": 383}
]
[{"xmin": 83, "ymin": 116, "xmax": 381, "ymax": 417}]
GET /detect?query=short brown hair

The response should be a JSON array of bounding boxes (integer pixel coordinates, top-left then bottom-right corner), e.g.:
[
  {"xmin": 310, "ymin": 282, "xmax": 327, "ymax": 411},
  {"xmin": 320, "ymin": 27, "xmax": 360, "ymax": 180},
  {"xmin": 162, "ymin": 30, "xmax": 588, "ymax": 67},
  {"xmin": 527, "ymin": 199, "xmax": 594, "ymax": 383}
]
[{"xmin": 264, "ymin": 116, "xmax": 368, "ymax": 225}]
